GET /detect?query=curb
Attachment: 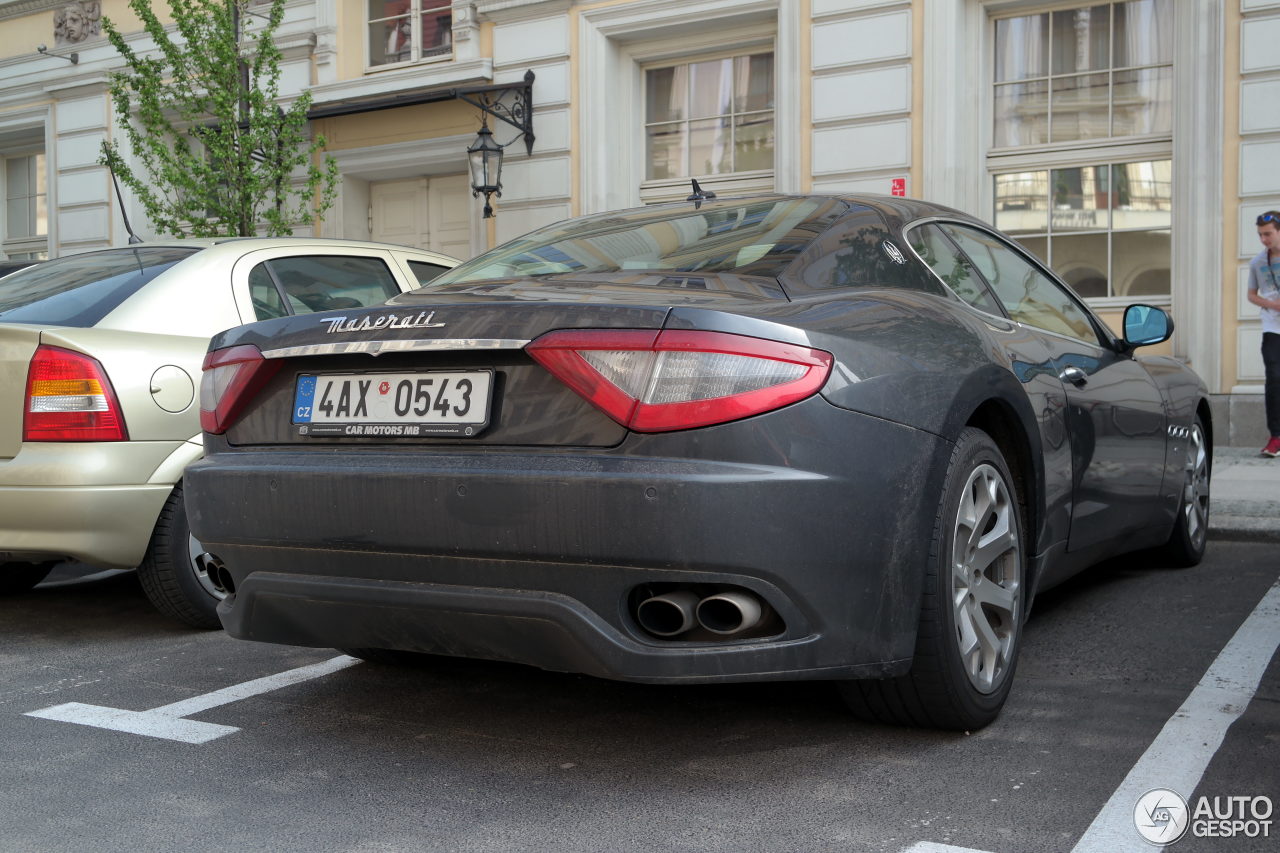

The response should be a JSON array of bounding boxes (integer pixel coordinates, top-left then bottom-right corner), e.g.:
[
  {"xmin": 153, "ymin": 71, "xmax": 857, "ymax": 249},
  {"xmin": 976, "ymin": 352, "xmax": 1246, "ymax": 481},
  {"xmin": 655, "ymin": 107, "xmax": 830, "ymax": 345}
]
[{"xmin": 1208, "ymin": 518, "xmax": 1280, "ymax": 544}]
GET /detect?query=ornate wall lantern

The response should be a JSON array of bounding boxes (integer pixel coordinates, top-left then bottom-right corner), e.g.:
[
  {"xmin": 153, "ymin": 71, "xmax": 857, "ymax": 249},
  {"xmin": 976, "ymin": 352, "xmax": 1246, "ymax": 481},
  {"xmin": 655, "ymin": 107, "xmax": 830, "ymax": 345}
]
[
  {"xmin": 466, "ymin": 122, "xmax": 504, "ymax": 219},
  {"xmin": 458, "ymin": 70, "xmax": 535, "ymax": 219}
]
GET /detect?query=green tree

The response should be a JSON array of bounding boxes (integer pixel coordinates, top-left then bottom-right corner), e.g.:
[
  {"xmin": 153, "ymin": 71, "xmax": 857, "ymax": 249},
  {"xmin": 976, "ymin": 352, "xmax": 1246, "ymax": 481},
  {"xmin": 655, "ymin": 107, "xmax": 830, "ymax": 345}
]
[{"xmin": 99, "ymin": 0, "xmax": 338, "ymax": 237}]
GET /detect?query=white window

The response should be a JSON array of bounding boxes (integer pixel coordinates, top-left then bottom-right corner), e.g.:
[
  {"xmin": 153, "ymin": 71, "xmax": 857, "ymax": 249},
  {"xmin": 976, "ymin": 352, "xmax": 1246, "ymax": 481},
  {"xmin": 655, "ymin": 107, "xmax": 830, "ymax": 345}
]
[
  {"xmin": 3, "ymin": 152, "xmax": 48, "ymax": 260},
  {"xmin": 641, "ymin": 50, "xmax": 774, "ymax": 202},
  {"xmin": 367, "ymin": 0, "xmax": 451, "ymax": 68},
  {"xmin": 989, "ymin": 1, "xmax": 1172, "ymax": 303}
]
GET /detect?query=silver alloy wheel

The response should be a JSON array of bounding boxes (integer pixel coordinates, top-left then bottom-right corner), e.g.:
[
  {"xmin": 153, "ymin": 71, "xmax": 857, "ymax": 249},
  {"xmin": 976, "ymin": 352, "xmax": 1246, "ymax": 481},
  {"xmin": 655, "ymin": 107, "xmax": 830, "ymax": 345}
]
[
  {"xmin": 1181, "ymin": 423, "xmax": 1210, "ymax": 549},
  {"xmin": 188, "ymin": 534, "xmax": 226, "ymax": 600},
  {"xmin": 951, "ymin": 463, "xmax": 1021, "ymax": 694}
]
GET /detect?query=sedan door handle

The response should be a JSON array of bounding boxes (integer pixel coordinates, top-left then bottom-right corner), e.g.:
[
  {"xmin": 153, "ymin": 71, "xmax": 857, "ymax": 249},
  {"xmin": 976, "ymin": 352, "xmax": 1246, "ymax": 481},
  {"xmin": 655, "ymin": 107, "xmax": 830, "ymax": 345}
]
[{"xmin": 1059, "ymin": 366, "xmax": 1088, "ymax": 387}]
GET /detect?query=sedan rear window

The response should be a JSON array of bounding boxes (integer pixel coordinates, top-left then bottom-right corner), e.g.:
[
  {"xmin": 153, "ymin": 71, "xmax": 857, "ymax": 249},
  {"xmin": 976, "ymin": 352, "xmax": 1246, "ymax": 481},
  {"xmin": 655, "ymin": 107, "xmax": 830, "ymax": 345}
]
[
  {"xmin": 0, "ymin": 246, "xmax": 199, "ymax": 327},
  {"xmin": 432, "ymin": 198, "xmax": 849, "ymax": 284}
]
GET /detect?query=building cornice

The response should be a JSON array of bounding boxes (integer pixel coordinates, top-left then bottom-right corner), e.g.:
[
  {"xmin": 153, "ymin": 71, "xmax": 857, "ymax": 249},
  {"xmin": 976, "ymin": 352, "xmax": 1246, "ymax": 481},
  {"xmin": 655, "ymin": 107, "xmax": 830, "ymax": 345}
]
[
  {"xmin": 0, "ymin": 0, "xmax": 65, "ymax": 22},
  {"xmin": 474, "ymin": 0, "xmax": 573, "ymax": 20},
  {"xmin": 306, "ymin": 58, "xmax": 493, "ymax": 108}
]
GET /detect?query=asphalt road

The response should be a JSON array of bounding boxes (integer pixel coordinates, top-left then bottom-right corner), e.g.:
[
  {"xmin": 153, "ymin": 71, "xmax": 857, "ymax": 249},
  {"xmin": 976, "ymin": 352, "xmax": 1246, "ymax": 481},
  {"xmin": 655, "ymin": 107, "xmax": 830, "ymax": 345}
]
[{"xmin": 1, "ymin": 543, "xmax": 1276, "ymax": 853}]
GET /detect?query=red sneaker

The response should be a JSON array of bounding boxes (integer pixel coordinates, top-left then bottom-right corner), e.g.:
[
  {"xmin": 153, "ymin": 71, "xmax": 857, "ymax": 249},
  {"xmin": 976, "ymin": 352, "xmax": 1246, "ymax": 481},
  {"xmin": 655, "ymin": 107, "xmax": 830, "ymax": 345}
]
[{"xmin": 1263, "ymin": 437, "xmax": 1280, "ymax": 458}]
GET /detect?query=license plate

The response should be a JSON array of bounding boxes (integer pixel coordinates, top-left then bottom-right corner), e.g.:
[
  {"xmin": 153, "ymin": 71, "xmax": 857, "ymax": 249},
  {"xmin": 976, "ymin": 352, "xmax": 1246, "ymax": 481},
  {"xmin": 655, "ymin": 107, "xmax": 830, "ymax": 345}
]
[{"xmin": 292, "ymin": 371, "xmax": 493, "ymax": 437}]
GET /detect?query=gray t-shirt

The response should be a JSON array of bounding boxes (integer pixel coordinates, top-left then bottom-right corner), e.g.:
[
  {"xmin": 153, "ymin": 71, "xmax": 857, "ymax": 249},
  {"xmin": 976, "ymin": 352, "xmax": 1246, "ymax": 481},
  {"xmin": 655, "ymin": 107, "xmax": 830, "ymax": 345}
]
[{"xmin": 1248, "ymin": 248, "xmax": 1280, "ymax": 336}]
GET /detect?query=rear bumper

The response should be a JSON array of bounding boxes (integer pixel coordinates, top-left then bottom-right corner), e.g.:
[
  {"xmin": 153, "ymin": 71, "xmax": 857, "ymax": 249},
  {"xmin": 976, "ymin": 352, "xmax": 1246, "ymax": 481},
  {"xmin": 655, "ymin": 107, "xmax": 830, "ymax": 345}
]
[
  {"xmin": 218, "ymin": 571, "xmax": 910, "ymax": 683},
  {"xmin": 0, "ymin": 441, "xmax": 184, "ymax": 567},
  {"xmin": 187, "ymin": 401, "xmax": 950, "ymax": 682},
  {"xmin": 0, "ymin": 483, "xmax": 171, "ymax": 567}
]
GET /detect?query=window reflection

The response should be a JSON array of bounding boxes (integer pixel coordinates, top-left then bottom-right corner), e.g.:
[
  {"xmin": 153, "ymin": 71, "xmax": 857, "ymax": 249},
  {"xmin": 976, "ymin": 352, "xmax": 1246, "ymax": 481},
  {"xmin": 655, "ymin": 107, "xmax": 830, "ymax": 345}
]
[
  {"xmin": 991, "ymin": 0, "xmax": 1171, "ymax": 146},
  {"xmin": 1050, "ymin": 74, "xmax": 1110, "ymax": 142},
  {"xmin": 991, "ymin": 159, "xmax": 1171, "ymax": 298},
  {"xmin": 994, "ymin": 81, "xmax": 1049, "ymax": 147},
  {"xmin": 1050, "ymin": 6, "xmax": 1110, "ymax": 75},
  {"xmin": 1112, "ymin": 68, "xmax": 1171, "ymax": 136},
  {"xmin": 645, "ymin": 53, "xmax": 775, "ymax": 180}
]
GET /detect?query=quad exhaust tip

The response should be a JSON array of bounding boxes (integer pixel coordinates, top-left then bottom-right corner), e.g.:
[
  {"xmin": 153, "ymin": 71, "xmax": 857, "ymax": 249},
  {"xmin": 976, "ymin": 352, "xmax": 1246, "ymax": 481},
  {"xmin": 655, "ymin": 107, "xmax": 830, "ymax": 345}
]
[
  {"xmin": 696, "ymin": 591, "xmax": 763, "ymax": 635},
  {"xmin": 636, "ymin": 590, "xmax": 700, "ymax": 637},
  {"xmin": 635, "ymin": 587, "xmax": 770, "ymax": 640}
]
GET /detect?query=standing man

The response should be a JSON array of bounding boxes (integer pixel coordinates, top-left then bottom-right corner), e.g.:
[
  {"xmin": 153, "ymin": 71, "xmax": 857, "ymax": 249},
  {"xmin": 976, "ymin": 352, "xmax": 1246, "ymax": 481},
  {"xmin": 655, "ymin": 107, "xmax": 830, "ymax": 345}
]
[{"xmin": 1248, "ymin": 211, "xmax": 1280, "ymax": 457}]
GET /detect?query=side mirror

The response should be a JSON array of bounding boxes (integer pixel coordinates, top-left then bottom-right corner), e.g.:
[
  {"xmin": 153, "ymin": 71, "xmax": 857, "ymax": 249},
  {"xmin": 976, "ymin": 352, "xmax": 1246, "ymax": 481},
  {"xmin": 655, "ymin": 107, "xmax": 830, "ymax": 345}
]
[{"xmin": 1122, "ymin": 304, "xmax": 1173, "ymax": 348}]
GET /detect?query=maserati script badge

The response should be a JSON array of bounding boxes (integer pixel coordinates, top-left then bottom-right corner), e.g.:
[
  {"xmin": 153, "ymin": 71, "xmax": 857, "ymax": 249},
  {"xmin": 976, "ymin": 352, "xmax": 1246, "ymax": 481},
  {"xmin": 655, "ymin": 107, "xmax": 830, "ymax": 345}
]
[{"xmin": 319, "ymin": 310, "xmax": 446, "ymax": 334}]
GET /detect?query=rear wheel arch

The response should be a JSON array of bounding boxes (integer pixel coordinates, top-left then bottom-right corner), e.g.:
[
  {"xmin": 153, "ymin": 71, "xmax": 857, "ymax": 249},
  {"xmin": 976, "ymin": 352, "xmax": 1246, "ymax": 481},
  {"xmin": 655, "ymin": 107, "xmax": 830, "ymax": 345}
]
[
  {"xmin": 1196, "ymin": 399, "xmax": 1214, "ymax": 459},
  {"xmin": 962, "ymin": 398, "xmax": 1042, "ymax": 561}
]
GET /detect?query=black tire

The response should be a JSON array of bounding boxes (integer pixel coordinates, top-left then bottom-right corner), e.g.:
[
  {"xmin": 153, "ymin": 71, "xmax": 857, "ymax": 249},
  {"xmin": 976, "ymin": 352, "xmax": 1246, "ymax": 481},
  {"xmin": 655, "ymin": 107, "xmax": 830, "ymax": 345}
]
[
  {"xmin": 840, "ymin": 427, "xmax": 1027, "ymax": 731},
  {"xmin": 1153, "ymin": 416, "xmax": 1210, "ymax": 568},
  {"xmin": 136, "ymin": 484, "xmax": 224, "ymax": 629},
  {"xmin": 0, "ymin": 561, "xmax": 57, "ymax": 595}
]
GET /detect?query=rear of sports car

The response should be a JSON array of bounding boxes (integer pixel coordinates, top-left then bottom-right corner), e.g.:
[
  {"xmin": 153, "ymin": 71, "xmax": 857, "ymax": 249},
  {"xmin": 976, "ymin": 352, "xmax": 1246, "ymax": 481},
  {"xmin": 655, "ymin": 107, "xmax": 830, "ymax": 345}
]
[
  {"xmin": 184, "ymin": 198, "xmax": 951, "ymax": 684},
  {"xmin": 187, "ymin": 302, "xmax": 951, "ymax": 683}
]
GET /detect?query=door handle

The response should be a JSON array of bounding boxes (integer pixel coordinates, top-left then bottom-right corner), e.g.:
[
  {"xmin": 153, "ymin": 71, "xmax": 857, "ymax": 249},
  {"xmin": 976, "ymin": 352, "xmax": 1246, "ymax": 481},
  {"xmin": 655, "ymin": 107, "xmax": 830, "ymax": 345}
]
[{"xmin": 1060, "ymin": 366, "xmax": 1088, "ymax": 387}]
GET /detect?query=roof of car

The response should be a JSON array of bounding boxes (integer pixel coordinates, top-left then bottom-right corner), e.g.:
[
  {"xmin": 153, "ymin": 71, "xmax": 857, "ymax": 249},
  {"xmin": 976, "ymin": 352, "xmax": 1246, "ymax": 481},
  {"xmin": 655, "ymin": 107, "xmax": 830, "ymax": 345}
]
[
  {"xmin": 616, "ymin": 192, "xmax": 979, "ymax": 232},
  {"xmin": 51, "ymin": 237, "xmax": 459, "ymax": 262}
]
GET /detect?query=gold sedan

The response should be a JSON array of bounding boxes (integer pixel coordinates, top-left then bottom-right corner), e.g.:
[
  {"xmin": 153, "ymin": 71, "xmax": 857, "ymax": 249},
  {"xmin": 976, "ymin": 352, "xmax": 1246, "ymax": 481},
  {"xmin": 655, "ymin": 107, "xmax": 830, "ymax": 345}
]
[{"xmin": 0, "ymin": 238, "xmax": 457, "ymax": 626}]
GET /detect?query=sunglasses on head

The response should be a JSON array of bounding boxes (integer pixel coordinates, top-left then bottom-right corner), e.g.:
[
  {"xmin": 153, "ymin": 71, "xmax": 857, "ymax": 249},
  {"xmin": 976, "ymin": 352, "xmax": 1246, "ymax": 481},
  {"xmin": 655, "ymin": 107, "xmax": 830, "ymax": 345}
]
[{"xmin": 1259, "ymin": 213, "xmax": 1280, "ymax": 226}]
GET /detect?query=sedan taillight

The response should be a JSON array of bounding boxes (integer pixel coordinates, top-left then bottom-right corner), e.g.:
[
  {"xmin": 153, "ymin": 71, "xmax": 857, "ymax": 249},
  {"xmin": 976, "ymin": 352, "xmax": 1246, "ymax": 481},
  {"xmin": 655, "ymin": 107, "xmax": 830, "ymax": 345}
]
[
  {"xmin": 200, "ymin": 344, "xmax": 280, "ymax": 434},
  {"xmin": 24, "ymin": 345, "xmax": 128, "ymax": 442},
  {"xmin": 526, "ymin": 329, "xmax": 833, "ymax": 432}
]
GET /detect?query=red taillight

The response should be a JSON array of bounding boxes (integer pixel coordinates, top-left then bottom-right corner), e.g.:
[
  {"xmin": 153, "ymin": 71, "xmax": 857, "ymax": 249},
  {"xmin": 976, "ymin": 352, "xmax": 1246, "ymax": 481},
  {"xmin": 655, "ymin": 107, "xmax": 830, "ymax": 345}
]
[
  {"xmin": 526, "ymin": 329, "xmax": 834, "ymax": 432},
  {"xmin": 24, "ymin": 345, "xmax": 128, "ymax": 442},
  {"xmin": 199, "ymin": 344, "xmax": 281, "ymax": 434}
]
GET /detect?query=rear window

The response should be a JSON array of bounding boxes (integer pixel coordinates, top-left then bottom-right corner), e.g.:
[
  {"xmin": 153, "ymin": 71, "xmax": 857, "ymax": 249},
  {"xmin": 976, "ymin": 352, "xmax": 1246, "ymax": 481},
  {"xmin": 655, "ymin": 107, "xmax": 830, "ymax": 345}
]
[
  {"xmin": 0, "ymin": 246, "xmax": 199, "ymax": 327},
  {"xmin": 432, "ymin": 198, "xmax": 849, "ymax": 284},
  {"xmin": 246, "ymin": 255, "xmax": 401, "ymax": 320}
]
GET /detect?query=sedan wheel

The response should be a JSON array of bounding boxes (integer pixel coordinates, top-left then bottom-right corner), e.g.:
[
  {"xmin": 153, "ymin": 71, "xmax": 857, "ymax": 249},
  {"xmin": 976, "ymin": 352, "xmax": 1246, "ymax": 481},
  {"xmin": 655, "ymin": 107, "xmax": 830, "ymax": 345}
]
[
  {"xmin": 841, "ymin": 427, "xmax": 1026, "ymax": 730},
  {"xmin": 136, "ymin": 484, "xmax": 224, "ymax": 629}
]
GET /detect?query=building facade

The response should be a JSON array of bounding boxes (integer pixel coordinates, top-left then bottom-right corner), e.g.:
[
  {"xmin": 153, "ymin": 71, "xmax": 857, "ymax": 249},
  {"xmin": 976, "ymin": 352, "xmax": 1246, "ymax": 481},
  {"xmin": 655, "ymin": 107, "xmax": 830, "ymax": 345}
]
[{"xmin": 0, "ymin": 0, "xmax": 1277, "ymax": 442}]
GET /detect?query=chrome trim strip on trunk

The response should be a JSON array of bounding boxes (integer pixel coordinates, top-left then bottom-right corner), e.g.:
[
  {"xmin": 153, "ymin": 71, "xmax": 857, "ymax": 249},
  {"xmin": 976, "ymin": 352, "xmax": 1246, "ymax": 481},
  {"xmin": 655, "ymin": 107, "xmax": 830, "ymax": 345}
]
[{"xmin": 261, "ymin": 339, "xmax": 532, "ymax": 359}]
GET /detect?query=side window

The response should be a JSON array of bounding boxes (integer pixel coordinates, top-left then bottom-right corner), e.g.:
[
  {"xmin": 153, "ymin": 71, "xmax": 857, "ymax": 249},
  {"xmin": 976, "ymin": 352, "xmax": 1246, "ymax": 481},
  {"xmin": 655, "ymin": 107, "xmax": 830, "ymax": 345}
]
[
  {"xmin": 906, "ymin": 224, "xmax": 1002, "ymax": 315},
  {"xmin": 938, "ymin": 224, "xmax": 1100, "ymax": 344},
  {"xmin": 408, "ymin": 261, "xmax": 449, "ymax": 286},
  {"xmin": 258, "ymin": 256, "xmax": 401, "ymax": 315},
  {"xmin": 248, "ymin": 265, "xmax": 287, "ymax": 320}
]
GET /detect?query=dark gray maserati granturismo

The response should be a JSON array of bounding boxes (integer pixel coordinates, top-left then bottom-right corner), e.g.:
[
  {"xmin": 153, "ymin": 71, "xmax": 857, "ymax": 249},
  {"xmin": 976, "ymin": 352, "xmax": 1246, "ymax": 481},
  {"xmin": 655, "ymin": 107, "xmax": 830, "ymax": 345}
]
[{"xmin": 185, "ymin": 193, "xmax": 1210, "ymax": 730}]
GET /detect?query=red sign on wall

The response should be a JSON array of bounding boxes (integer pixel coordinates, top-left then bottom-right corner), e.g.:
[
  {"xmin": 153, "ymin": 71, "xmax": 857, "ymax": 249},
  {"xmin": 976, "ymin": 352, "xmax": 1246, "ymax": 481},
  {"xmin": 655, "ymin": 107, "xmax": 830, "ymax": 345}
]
[{"xmin": 890, "ymin": 178, "xmax": 906, "ymax": 197}]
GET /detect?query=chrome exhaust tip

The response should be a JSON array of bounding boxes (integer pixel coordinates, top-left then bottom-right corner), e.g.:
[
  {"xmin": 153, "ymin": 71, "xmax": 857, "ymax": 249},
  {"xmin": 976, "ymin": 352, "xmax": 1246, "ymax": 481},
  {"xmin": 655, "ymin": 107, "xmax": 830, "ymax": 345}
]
[
  {"xmin": 636, "ymin": 590, "xmax": 700, "ymax": 637},
  {"xmin": 696, "ymin": 591, "xmax": 764, "ymax": 636}
]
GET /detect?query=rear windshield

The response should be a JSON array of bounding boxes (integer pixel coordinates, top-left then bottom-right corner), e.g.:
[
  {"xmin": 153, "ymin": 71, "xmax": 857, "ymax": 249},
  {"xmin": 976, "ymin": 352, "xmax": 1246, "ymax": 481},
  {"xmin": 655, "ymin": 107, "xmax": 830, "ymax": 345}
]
[
  {"xmin": 0, "ymin": 246, "xmax": 199, "ymax": 327},
  {"xmin": 432, "ymin": 197, "xmax": 849, "ymax": 284}
]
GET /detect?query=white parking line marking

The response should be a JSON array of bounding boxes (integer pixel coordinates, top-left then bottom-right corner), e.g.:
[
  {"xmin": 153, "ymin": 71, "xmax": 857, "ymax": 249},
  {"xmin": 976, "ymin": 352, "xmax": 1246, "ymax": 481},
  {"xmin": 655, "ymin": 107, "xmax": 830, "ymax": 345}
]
[
  {"xmin": 899, "ymin": 577, "xmax": 1280, "ymax": 853},
  {"xmin": 1069, "ymin": 577, "xmax": 1280, "ymax": 853},
  {"xmin": 24, "ymin": 655, "xmax": 359, "ymax": 744}
]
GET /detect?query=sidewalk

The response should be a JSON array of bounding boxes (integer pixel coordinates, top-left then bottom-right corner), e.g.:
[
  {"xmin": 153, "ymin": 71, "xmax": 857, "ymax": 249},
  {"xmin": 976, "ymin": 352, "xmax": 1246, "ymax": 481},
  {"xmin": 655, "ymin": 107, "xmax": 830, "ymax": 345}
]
[{"xmin": 1210, "ymin": 446, "xmax": 1280, "ymax": 542}]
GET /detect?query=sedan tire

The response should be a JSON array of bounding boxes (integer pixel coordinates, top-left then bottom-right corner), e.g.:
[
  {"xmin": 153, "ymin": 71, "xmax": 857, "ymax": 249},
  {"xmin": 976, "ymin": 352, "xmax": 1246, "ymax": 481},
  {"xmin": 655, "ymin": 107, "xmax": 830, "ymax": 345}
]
[
  {"xmin": 137, "ymin": 484, "xmax": 224, "ymax": 629},
  {"xmin": 0, "ymin": 561, "xmax": 57, "ymax": 595},
  {"xmin": 841, "ymin": 427, "xmax": 1026, "ymax": 730}
]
